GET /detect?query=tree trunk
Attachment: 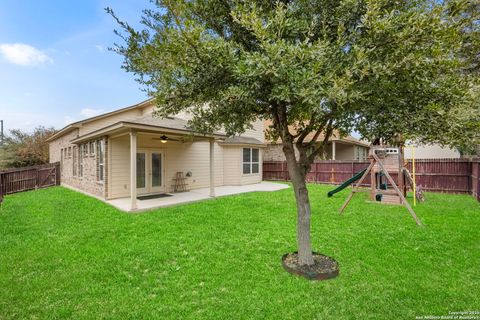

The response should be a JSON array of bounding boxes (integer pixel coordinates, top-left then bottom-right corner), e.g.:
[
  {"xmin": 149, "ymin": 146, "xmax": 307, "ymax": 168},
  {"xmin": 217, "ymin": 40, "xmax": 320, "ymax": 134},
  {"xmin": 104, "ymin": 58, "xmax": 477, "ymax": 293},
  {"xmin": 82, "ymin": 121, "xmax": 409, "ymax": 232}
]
[{"xmin": 283, "ymin": 145, "xmax": 315, "ymax": 266}]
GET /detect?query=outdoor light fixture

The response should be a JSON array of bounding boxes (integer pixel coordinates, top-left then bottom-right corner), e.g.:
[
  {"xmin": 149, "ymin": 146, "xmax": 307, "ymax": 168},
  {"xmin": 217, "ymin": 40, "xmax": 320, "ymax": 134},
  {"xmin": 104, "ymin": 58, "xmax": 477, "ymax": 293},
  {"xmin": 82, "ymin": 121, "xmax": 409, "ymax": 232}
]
[{"xmin": 160, "ymin": 135, "xmax": 168, "ymax": 143}]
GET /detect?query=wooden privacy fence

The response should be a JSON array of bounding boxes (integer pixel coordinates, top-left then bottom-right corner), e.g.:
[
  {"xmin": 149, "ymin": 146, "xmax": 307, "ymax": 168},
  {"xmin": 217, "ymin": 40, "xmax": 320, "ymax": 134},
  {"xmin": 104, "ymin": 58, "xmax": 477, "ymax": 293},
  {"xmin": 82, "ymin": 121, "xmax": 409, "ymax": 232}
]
[
  {"xmin": 0, "ymin": 163, "xmax": 60, "ymax": 203},
  {"xmin": 472, "ymin": 160, "xmax": 480, "ymax": 201},
  {"xmin": 264, "ymin": 159, "xmax": 480, "ymax": 200}
]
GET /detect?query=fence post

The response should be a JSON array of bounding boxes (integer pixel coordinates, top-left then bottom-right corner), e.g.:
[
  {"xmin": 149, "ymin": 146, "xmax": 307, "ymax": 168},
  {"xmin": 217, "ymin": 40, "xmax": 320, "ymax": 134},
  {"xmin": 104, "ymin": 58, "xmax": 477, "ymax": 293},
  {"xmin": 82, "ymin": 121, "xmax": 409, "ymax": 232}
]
[
  {"xmin": 55, "ymin": 162, "xmax": 61, "ymax": 186},
  {"xmin": 0, "ymin": 173, "xmax": 3, "ymax": 205},
  {"xmin": 35, "ymin": 168, "xmax": 39, "ymax": 190},
  {"xmin": 476, "ymin": 161, "xmax": 480, "ymax": 201}
]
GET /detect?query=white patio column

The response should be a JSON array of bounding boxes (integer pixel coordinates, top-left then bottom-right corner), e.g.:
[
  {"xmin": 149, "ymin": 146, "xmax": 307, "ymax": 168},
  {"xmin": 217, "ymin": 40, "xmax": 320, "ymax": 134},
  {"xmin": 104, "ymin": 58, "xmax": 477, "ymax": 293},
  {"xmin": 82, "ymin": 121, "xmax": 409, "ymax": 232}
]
[
  {"xmin": 209, "ymin": 138, "xmax": 215, "ymax": 197},
  {"xmin": 130, "ymin": 131, "xmax": 137, "ymax": 210},
  {"xmin": 332, "ymin": 141, "xmax": 336, "ymax": 160}
]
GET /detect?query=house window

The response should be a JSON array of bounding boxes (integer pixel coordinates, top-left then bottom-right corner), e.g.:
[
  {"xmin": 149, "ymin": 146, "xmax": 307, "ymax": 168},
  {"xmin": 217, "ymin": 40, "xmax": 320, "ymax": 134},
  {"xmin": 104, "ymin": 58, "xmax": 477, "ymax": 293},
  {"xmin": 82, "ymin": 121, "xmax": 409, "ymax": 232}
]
[
  {"xmin": 68, "ymin": 146, "xmax": 72, "ymax": 158},
  {"xmin": 96, "ymin": 140, "xmax": 105, "ymax": 181},
  {"xmin": 73, "ymin": 146, "xmax": 77, "ymax": 176},
  {"xmin": 355, "ymin": 146, "xmax": 367, "ymax": 160},
  {"xmin": 79, "ymin": 145, "xmax": 84, "ymax": 177},
  {"xmin": 90, "ymin": 141, "xmax": 96, "ymax": 156},
  {"xmin": 82, "ymin": 143, "xmax": 88, "ymax": 157},
  {"xmin": 243, "ymin": 148, "xmax": 259, "ymax": 174}
]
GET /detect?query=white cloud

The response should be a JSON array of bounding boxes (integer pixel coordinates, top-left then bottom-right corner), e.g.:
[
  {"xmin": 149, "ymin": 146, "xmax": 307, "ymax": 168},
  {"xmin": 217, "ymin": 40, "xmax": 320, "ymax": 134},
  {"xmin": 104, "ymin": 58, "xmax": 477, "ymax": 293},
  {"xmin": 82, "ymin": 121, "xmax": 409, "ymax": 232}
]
[
  {"xmin": 80, "ymin": 108, "xmax": 105, "ymax": 118},
  {"xmin": 95, "ymin": 45, "xmax": 105, "ymax": 53},
  {"xmin": 0, "ymin": 43, "xmax": 53, "ymax": 67},
  {"xmin": 64, "ymin": 116, "xmax": 76, "ymax": 125}
]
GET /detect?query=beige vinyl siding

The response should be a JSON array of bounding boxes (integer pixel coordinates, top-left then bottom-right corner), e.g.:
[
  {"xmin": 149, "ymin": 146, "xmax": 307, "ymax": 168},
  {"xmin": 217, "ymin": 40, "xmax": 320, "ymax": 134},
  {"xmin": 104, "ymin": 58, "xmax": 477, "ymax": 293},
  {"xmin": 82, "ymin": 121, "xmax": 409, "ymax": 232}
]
[
  {"xmin": 108, "ymin": 133, "xmax": 226, "ymax": 199},
  {"xmin": 109, "ymin": 135, "xmax": 130, "ymax": 199},
  {"xmin": 215, "ymin": 119, "xmax": 265, "ymax": 142},
  {"xmin": 79, "ymin": 102, "xmax": 156, "ymax": 136},
  {"xmin": 242, "ymin": 119, "xmax": 265, "ymax": 142},
  {"xmin": 335, "ymin": 143, "xmax": 355, "ymax": 160},
  {"xmin": 165, "ymin": 142, "xmax": 224, "ymax": 191},
  {"xmin": 141, "ymin": 104, "xmax": 156, "ymax": 115},
  {"xmin": 223, "ymin": 147, "xmax": 241, "ymax": 185},
  {"xmin": 80, "ymin": 109, "xmax": 143, "ymax": 136},
  {"xmin": 403, "ymin": 144, "xmax": 460, "ymax": 159},
  {"xmin": 138, "ymin": 134, "xmax": 224, "ymax": 191}
]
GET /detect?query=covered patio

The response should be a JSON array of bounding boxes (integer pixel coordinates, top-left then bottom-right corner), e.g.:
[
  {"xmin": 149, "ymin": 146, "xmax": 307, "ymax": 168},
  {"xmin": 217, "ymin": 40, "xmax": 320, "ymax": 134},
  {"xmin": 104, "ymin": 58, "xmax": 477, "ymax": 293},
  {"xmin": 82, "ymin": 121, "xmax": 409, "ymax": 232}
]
[
  {"xmin": 106, "ymin": 181, "xmax": 289, "ymax": 212},
  {"xmin": 70, "ymin": 113, "xmax": 269, "ymax": 211},
  {"xmin": 71, "ymin": 115, "xmax": 227, "ymax": 211}
]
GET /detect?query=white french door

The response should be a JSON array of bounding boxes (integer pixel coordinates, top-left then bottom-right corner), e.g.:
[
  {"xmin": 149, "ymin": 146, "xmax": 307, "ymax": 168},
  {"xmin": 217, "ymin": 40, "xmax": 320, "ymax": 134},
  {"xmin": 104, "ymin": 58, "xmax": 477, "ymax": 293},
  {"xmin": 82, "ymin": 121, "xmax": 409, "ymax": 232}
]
[
  {"xmin": 136, "ymin": 149, "xmax": 165, "ymax": 195},
  {"xmin": 150, "ymin": 151, "xmax": 164, "ymax": 193}
]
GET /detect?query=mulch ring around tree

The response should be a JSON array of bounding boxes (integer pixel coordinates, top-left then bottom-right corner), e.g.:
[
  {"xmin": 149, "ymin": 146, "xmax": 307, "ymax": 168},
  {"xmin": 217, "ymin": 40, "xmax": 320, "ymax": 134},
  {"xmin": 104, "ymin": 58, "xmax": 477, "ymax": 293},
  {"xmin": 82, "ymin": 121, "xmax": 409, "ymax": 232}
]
[{"xmin": 282, "ymin": 252, "xmax": 339, "ymax": 281}]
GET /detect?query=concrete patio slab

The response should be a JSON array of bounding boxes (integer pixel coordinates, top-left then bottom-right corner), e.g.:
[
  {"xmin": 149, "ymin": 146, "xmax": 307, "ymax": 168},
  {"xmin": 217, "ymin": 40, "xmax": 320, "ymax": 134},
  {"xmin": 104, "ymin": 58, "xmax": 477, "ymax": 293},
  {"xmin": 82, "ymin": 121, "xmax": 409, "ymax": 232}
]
[{"xmin": 106, "ymin": 181, "xmax": 289, "ymax": 212}]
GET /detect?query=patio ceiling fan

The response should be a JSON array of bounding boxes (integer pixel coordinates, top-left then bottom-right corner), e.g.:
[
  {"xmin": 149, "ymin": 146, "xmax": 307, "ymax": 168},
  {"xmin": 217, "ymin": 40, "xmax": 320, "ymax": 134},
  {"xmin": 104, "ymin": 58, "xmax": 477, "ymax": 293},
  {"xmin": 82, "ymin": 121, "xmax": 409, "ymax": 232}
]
[{"xmin": 152, "ymin": 135, "xmax": 181, "ymax": 144}]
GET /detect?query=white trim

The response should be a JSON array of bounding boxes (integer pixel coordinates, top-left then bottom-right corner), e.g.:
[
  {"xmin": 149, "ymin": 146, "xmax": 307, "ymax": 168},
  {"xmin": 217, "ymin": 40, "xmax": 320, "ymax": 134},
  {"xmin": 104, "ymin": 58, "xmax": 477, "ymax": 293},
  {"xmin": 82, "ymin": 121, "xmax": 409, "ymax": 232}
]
[
  {"xmin": 130, "ymin": 131, "xmax": 137, "ymax": 210},
  {"xmin": 209, "ymin": 139, "xmax": 215, "ymax": 197},
  {"xmin": 242, "ymin": 147, "xmax": 260, "ymax": 175},
  {"xmin": 136, "ymin": 149, "xmax": 166, "ymax": 195}
]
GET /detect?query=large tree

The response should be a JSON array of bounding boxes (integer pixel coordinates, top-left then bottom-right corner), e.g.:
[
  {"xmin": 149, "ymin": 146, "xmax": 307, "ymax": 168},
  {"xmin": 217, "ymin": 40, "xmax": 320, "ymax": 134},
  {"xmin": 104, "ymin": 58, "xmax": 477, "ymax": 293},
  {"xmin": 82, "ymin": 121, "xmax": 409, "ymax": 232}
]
[
  {"xmin": 0, "ymin": 126, "xmax": 56, "ymax": 169},
  {"xmin": 109, "ymin": 0, "xmax": 479, "ymax": 266}
]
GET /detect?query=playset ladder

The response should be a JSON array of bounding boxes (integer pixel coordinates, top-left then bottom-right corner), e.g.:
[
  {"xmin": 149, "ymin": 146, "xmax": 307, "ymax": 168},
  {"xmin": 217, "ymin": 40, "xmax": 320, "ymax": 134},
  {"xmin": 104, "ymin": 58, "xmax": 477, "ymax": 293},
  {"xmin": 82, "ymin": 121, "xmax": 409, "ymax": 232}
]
[{"xmin": 339, "ymin": 152, "xmax": 422, "ymax": 226}]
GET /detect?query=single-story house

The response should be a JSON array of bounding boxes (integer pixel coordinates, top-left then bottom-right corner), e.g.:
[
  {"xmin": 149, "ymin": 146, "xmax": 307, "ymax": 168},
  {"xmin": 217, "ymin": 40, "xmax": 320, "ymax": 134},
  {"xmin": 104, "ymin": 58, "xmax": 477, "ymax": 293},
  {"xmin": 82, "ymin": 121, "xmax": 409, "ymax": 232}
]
[
  {"xmin": 263, "ymin": 121, "xmax": 370, "ymax": 161},
  {"xmin": 48, "ymin": 99, "xmax": 270, "ymax": 211},
  {"xmin": 403, "ymin": 143, "xmax": 460, "ymax": 159}
]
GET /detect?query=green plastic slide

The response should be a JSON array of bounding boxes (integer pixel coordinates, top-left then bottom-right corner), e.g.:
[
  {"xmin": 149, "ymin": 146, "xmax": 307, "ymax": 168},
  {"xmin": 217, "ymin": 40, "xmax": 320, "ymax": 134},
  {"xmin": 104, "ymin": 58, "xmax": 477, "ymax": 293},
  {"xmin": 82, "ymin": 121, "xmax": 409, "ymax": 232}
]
[{"xmin": 327, "ymin": 168, "xmax": 367, "ymax": 197}]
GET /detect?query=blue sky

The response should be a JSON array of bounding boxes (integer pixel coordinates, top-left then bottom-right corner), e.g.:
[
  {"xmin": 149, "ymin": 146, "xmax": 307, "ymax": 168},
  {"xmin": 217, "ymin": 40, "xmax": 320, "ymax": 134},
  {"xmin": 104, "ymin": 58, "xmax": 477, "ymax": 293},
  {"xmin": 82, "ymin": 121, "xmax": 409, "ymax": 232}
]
[{"xmin": 0, "ymin": 0, "xmax": 155, "ymax": 133}]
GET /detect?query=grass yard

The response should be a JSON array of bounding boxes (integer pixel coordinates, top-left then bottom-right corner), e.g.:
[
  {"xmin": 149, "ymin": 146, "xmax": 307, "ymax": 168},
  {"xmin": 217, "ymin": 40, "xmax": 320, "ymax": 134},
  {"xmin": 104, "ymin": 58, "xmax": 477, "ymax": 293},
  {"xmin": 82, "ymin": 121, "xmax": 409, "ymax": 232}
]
[{"xmin": 0, "ymin": 184, "xmax": 479, "ymax": 319}]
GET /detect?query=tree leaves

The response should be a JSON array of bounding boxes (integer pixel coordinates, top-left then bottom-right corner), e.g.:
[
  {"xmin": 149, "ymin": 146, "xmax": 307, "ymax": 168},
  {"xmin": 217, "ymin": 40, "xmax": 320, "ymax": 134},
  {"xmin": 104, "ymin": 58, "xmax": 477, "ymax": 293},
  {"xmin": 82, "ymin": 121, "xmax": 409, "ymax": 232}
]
[
  {"xmin": 0, "ymin": 127, "xmax": 56, "ymax": 169},
  {"xmin": 108, "ymin": 0, "xmax": 479, "ymax": 150}
]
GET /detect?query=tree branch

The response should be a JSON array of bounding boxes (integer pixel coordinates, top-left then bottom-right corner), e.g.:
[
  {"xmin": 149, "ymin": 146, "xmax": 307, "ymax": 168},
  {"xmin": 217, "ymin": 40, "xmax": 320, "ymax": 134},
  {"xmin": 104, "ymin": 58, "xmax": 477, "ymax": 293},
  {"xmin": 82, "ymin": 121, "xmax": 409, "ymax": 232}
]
[{"xmin": 307, "ymin": 120, "xmax": 334, "ymax": 163}]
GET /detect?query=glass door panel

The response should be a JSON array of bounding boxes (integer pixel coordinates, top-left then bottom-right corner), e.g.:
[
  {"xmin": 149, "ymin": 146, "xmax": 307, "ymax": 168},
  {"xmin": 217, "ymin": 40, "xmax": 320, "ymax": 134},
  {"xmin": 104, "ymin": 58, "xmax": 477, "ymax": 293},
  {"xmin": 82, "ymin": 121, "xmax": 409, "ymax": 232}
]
[
  {"xmin": 136, "ymin": 152, "xmax": 146, "ymax": 191},
  {"xmin": 151, "ymin": 152, "xmax": 162, "ymax": 187}
]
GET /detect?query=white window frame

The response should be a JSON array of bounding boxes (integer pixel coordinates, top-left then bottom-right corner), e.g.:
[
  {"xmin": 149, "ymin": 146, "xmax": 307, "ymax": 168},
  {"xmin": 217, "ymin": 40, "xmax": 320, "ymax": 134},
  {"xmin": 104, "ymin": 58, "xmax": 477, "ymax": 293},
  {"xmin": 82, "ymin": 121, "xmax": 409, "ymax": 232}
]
[
  {"xmin": 242, "ymin": 148, "xmax": 260, "ymax": 175},
  {"xmin": 79, "ymin": 145, "xmax": 84, "ymax": 177},
  {"xmin": 96, "ymin": 140, "xmax": 105, "ymax": 182},
  {"xmin": 60, "ymin": 148, "xmax": 64, "ymax": 171},
  {"xmin": 90, "ymin": 141, "xmax": 96, "ymax": 156},
  {"xmin": 82, "ymin": 143, "xmax": 88, "ymax": 157},
  {"xmin": 73, "ymin": 146, "xmax": 77, "ymax": 176}
]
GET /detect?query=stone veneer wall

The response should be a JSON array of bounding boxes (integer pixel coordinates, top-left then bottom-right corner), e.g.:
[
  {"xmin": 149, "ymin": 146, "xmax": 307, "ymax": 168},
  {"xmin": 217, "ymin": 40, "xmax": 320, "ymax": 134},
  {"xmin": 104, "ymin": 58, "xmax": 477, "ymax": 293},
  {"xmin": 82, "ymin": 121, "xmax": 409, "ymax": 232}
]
[
  {"xmin": 264, "ymin": 144, "xmax": 287, "ymax": 161},
  {"xmin": 49, "ymin": 129, "xmax": 106, "ymax": 198}
]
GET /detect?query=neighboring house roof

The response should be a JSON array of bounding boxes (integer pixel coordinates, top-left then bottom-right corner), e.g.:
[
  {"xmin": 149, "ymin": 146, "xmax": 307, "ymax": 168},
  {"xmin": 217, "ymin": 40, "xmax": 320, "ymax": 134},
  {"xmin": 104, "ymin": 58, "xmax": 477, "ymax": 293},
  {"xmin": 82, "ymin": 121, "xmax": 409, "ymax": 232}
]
[
  {"xmin": 70, "ymin": 114, "xmax": 226, "ymax": 144},
  {"xmin": 302, "ymin": 132, "xmax": 369, "ymax": 147},
  {"xmin": 263, "ymin": 120, "xmax": 369, "ymax": 147},
  {"xmin": 220, "ymin": 136, "xmax": 265, "ymax": 147}
]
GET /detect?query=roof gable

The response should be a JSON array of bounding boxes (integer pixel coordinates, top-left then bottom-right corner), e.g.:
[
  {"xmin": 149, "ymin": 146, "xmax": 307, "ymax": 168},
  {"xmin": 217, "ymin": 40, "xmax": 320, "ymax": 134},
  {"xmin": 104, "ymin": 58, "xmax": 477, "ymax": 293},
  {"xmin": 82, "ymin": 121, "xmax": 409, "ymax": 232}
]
[{"xmin": 47, "ymin": 99, "xmax": 154, "ymax": 142}]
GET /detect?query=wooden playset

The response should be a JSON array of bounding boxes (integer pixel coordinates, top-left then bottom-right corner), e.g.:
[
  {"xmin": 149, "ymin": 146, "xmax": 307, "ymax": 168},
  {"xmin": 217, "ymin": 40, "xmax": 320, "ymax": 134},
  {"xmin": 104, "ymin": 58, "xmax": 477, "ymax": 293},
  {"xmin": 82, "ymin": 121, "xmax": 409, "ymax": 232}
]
[{"xmin": 338, "ymin": 145, "xmax": 423, "ymax": 226}]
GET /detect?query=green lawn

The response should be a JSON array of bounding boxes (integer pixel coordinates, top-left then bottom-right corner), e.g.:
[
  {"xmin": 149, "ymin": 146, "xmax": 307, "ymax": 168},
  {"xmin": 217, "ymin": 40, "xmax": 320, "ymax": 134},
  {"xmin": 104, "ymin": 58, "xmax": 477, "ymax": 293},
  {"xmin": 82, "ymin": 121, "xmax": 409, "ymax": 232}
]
[{"xmin": 0, "ymin": 185, "xmax": 479, "ymax": 319}]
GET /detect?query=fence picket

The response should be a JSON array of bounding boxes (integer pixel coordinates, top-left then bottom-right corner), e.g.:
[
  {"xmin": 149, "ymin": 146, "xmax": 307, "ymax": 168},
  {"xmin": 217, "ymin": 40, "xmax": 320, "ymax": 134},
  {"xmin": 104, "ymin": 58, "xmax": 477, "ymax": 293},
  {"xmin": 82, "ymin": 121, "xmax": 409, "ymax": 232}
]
[
  {"xmin": 263, "ymin": 159, "xmax": 480, "ymax": 201},
  {"xmin": 0, "ymin": 163, "xmax": 60, "ymax": 199}
]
